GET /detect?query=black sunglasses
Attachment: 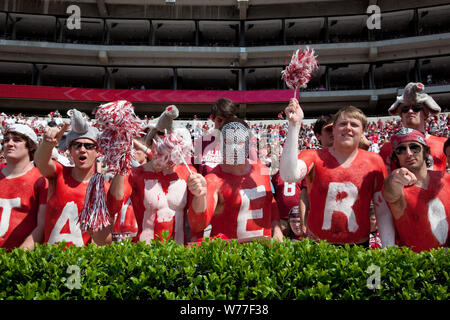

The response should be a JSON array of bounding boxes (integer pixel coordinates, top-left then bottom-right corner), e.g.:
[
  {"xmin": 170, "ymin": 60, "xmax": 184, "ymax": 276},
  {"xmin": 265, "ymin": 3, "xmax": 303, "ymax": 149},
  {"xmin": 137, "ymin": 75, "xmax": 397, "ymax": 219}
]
[
  {"xmin": 394, "ymin": 143, "xmax": 422, "ymax": 155},
  {"xmin": 71, "ymin": 141, "xmax": 97, "ymax": 150},
  {"xmin": 401, "ymin": 105, "xmax": 423, "ymax": 113}
]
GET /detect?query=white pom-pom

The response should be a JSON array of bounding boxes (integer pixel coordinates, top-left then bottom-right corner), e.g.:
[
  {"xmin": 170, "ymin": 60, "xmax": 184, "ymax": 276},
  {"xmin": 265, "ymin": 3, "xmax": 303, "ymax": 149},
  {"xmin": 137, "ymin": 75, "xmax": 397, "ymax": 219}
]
[{"xmin": 281, "ymin": 47, "xmax": 319, "ymax": 98}]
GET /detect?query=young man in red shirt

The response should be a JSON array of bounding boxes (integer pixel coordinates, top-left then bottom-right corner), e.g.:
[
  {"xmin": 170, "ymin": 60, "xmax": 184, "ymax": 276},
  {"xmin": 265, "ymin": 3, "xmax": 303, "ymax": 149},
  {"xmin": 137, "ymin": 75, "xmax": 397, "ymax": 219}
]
[
  {"xmin": 380, "ymin": 82, "xmax": 447, "ymax": 173},
  {"xmin": 0, "ymin": 124, "xmax": 47, "ymax": 250},
  {"xmin": 187, "ymin": 118, "xmax": 283, "ymax": 241},
  {"xmin": 279, "ymin": 99, "xmax": 395, "ymax": 247},
  {"xmin": 383, "ymin": 128, "xmax": 449, "ymax": 252},
  {"xmin": 35, "ymin": 109, "xmax": 113, "ymax": 246}
]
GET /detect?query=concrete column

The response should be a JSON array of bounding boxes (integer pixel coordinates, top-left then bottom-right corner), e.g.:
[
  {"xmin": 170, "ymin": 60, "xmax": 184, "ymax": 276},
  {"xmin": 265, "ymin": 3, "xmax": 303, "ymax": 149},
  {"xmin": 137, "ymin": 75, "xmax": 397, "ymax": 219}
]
[
  {"xmin": 239, "ymin": 20, "xmax": 245, "ymax": 47},
  {"xmin": 102, "ymin": 19, "xmax": 109, "ymax": 45},
  {"xmin": 149, "ymin": 20, "xmax": 156, "ymax": 46},
  {"xmin": 195, "ymin": 20, "xmax": 200, "ymax": 46},
  {"xmin": 325, "ymin": 66, "xmax": 331, "ymax": 90},
  {"xmin": 4, "ymin": 12, "xmax": 9, "ymax": 38},
  {"xmin": 415, "ymin": 59, "xmax": 421, "ymax": 83},
  {"xmin": 323, "ymin": 17, "xmax": 329, "ymax": 43},
  {"xmin": 103, "ymin": 68, "xmax": 117, "ymax": 89},
  {"xmin": 172, "ymin": 68, "xmax": 178, "ymax": 90},
  {"xmin": 369, "ymin": 64, "xmax": 375, "ymax": 89},
  {"xmin": 413, "ymin": 8, "xmax": 419, "ymax": 36},
  {"xmin": 239, "ymin": 69, "xmax": 246, "ymax": 91},
  {"xmin": 32, "ymin": 64, "xmax": 41, "ymax": 86},
  {"xmin": 239, "ymin": 103, "xmax": 247, "ymax": 119},
  {"xmin": 281, "ymin": 19, "xmax": 286, "ymax": 45},
  {"xmin": 11, "ymin": 16, "xmax": 19, "ymax": 40}
]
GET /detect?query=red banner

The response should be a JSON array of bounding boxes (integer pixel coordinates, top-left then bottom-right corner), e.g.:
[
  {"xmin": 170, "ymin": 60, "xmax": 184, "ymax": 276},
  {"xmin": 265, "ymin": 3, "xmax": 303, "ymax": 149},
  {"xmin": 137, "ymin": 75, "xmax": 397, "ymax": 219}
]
[{"xmin": 0, "ymin": 84, "xmax": 293, "ymax": 104}]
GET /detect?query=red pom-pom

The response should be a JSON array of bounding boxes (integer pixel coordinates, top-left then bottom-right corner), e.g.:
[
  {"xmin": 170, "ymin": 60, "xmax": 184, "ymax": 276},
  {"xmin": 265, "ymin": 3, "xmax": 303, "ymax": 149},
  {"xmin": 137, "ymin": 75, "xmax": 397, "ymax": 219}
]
[
  {"xmin": 78, "ymin": 100, "xmax": 142, "ymax": 232},
  {"xmin": 78, "ymin": 173, "xmax": 110, "ymax": 232},
  {"xmin": 95, "ymin": 100, "xmax": 142, "ymax": 175},
  {"xmin": 281, "ymin": 47, "xmax": 319, "ymax": 96}
]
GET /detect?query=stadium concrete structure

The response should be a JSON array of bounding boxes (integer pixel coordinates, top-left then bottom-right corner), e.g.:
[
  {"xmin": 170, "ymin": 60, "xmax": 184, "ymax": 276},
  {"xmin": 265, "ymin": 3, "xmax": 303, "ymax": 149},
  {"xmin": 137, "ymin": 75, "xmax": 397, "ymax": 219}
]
[{"xmin": 0, "ymin": 0, "xmax": 450, "ymax": 119}]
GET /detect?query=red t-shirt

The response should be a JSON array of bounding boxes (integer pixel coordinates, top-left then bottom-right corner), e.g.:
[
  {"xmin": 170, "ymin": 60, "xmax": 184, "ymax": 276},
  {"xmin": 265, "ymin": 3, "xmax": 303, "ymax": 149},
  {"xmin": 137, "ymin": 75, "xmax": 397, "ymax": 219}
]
[
  {"xmin": 271, "ymin": 171, "xmax": 302, "ymax": 220},
  {"xmin": 122, "ymin": 164, "xmax": 194, "ymax": 244},
  {"xmin": 113, "ymin": 197, "xmax": 138, "ymax": 238},
  {"xmin": 188, "ymin": 161, "xmax": 279, "ymax": 240},
  {"xmin": 379, "ymin": 134, "xmax": 447, "ymax": 173},
  {"xmin": 300, "ymin": 148, "xmax": 386, "ymax": 244},
  {"xmin": 387, "ymin": 171, "xmax": 450, "ymax": 252},
  {"xmin": 44, "ymin": 162, "xmax": 110, "ymax": 247},
  {"xmin": 0, "ymin": 167, "xmax": 47, "ymax": 249}
]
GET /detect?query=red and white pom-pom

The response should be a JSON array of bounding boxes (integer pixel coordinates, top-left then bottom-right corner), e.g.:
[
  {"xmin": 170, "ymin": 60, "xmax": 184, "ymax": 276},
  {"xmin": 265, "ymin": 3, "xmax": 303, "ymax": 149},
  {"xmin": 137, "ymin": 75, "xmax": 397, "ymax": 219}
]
[
  {"xmin": 95, "ymin": 100, "xmax": 142, "ymax": 175},
  {"xmin": 79, "ymin": 172, "xmax": 110, "ymax": 232},
  {"xmin": 78, "ymin": 100, "xmax": 141, "ymax": 232},
  {"xmin": 281, "ymin": 47, "xmax": 319, "ymax": 97},
  {"xmin": 151, "ymin": 130, "xmax": 193, "ymax": 172}
]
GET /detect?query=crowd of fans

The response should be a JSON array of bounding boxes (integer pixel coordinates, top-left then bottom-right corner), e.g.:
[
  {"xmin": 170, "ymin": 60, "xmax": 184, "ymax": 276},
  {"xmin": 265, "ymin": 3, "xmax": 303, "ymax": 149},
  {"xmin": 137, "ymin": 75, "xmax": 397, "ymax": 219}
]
[
  {"xmin": 0, "ymin": 91, "xmax": 449, "ymax": 253},
  {"xmin": 1, "ymin": 110, "xmax": 449, "ymax": 171}
]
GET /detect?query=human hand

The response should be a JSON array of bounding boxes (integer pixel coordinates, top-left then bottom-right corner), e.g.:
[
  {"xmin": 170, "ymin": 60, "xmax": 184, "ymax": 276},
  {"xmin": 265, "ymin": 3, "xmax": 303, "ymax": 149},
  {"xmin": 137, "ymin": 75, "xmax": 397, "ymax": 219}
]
[
  {"xmin": 43, "ymin": 122, "xmax": 69, "ymax": 146},
  {"xmin": 390, "ymin": 167, "xmax": 417, "ymax": 187},
  {"xmin": 187, "ymin": 173, "xmax": 207, "ymax": 197},
  {"xmin": 284, "ymin": 98, "xmax": 304, "ymax": 125}
]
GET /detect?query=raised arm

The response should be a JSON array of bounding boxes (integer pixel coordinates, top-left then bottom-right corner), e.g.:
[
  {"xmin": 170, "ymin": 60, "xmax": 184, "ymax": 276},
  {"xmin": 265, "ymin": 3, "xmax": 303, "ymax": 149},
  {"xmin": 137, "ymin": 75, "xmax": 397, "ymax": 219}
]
[
  {"xmin": 279, "ymin": 98, "xmax": 307, "ymax": 183},
  {"xmin": 34, "ymin": 123, "xmax": 70, "ymax": 178}
]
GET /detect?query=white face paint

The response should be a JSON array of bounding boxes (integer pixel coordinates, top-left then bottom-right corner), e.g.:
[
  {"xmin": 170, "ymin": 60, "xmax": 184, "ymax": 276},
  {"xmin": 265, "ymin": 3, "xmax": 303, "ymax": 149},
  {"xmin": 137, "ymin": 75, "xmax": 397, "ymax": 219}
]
[
  {"xmin": 221, "ymin": 122, "xmax": 250, "ymax": 165},
  {"xmin": 150, "ymin": 131, "xmax": 192, "ymax": 171}
]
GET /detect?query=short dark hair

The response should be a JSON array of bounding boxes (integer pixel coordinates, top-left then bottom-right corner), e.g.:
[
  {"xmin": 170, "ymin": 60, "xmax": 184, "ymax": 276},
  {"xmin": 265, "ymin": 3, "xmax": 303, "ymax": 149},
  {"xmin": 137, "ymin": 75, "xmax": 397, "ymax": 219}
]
[
  {"xmin": 47, "ymin": 120, "xmax": 57, "ymax": 127},
  {"xmin": 313, "ymin": 114, "xmax": 334, "ymax": 135},
  {"xmin": 211, "ymin": 98, "xmax": 238, "ymax": 119},
  {"xmin": 444, "ymin": 137, "xmax": 450, "ymax": 156}
]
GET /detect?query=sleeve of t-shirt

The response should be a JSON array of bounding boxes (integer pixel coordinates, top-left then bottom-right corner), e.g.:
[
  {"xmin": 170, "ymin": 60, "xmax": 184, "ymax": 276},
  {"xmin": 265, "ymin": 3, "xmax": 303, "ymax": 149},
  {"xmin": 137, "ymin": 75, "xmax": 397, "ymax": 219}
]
[
  {"xmin": 297, "ymin": 149, "xmax": 317, "ymax": 174},
  {"xmin": 270, "ymin": 194, "xmax": 280, "ymax": 223},
  {"xmin": 53, "ymin": 160, "xmax": 64, "ymax": 178},
  {"xmin": 36, "ymin": 176, "xmax": 48, "ymax": 206},
  {"xmin": 373, "ymin": 153, "xmax": 388, "ymax": 193}
]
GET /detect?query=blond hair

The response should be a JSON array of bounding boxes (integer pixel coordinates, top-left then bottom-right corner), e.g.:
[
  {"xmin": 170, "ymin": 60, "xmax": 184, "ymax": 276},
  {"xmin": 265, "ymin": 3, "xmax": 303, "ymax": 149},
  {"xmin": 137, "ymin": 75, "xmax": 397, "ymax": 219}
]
[{"xmin": 333, "ymin": 106, "xmax": 368, "ymax": 130}]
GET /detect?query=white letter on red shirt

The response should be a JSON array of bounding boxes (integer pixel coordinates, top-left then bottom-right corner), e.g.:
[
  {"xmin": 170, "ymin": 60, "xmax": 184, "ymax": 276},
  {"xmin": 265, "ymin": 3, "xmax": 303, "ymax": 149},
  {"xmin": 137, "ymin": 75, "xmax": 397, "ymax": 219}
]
[
  {"xmin": 322, "ymin": 182, "xmax": 359, "ymax": 232},
  {"xmin": 428, "ymin": 198, "xmax": 448, "ymax": 245},
  {"xmin": 237, "ymin": 185, "xmax": 266, "ymax": 239},
  {"xmin": 0, "ymin": 198, "xmax": 21, "ymax": 237}
]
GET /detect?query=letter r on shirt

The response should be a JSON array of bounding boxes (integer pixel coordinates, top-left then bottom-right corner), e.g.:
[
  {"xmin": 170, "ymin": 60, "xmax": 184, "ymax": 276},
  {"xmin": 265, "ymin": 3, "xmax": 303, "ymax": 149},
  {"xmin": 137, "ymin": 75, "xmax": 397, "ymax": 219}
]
[{"xmin": 322, "ymin": 182, "xmax": 359, "ymax": 232}]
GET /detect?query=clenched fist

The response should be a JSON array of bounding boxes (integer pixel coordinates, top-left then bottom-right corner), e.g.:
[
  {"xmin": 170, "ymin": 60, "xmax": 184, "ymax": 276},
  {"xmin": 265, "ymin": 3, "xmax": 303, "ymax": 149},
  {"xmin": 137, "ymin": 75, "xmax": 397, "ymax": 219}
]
[
  {"xmin": 390, "ymin": 167, "xmax": 418, "ymax": 187},
  {"xmin": 187, "ymin": 173, "xmax": 207, "ymax": 197},
  {"xmin": 284, "ymin": 98, "xmax": 304, "ymax": 125},
  {"xmin": 43, "ymin": 122, "xmax": 70, "ymax": 147}
]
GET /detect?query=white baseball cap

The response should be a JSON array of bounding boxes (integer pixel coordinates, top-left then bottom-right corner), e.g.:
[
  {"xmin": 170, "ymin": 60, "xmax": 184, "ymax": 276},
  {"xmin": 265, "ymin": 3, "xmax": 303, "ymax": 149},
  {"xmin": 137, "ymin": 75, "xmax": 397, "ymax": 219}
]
[{"xmin": 6, "ymin": 124, "xmax": 38, "ymax": 145}]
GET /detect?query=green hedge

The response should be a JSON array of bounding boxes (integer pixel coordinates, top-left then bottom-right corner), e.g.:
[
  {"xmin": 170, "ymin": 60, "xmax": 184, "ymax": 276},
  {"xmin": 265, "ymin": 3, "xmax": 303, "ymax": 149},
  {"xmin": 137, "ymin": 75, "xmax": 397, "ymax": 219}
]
[{"xmin": 0, "ymin": 238, "xmax": 448, "ymax": 300}]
